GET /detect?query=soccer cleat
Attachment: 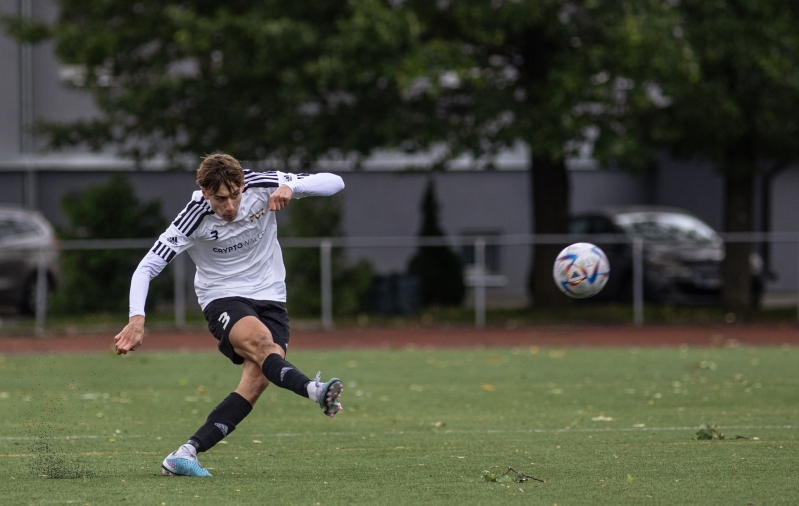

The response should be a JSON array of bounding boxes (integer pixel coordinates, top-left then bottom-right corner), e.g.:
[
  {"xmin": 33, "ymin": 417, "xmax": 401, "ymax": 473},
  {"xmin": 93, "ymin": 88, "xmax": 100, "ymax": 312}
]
[
  {"xmin": 161, "ymin": 444, "xmax": 212, "ymax": 477},
  {"xmin": 314, "ymin": 372, "xmax": 343, "ymax": 418}
]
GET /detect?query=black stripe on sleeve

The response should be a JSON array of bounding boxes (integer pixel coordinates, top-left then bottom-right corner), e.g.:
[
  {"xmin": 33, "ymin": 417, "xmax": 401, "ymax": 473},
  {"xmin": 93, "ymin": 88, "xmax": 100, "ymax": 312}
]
[
  {"xmin": 244, "ymin": 171, "xmax": 280, "ymax": 192},
  {"xmin": 151, "ymin": 241, "xmax": 177, "ymax": 263},
  {"xmin": 173, "ymin": 199, "xmax": 214, "ymax": 236},
  {"xmin": 173, "ymin": 200, "xmax": 202, "ymax": 229},
  {"xmin": 184, "ymin": 209, "xmax": 215, "ymax": 237},
  {"xmin": 245, "ymin": 173, "xmax": 279, "ymax": 182}
]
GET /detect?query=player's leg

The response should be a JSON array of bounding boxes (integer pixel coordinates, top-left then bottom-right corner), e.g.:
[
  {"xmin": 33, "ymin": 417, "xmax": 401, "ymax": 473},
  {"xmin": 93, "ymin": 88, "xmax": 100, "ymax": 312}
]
[
  {"xmin": 258, "ymin": 300, "xmax": 343, "ymax": 417},
  {"xmin": 202, "ymin": 296, "xmax": 342, "ymax": 415},
  {"xmin": 228, "ymin": 314, "xmax": 343, "ymax": 418},
  {"xmin": 162, "ymin": 360, "xmax": 266, "ymax": 477},
  {"xmin": 190, "ymin": 359, "xmax": 266, "ymax": 451},
  {"xmin": 162, "ymin": 297, "xmax": 262, "ymax": 477}
]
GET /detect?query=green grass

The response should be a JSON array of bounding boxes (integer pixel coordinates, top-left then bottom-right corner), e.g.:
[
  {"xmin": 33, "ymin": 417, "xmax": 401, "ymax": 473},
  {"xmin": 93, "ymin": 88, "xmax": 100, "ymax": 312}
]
[{"xmin": 0, "ymin": 345, "xmax": 797, "ymax": 505}]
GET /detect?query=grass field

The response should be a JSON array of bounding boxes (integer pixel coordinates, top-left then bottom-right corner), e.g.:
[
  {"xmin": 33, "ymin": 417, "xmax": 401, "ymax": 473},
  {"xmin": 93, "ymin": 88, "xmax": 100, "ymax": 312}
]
[{"xmin": 0, "ymin": 344, "xmax": 797, "ymax": 505}]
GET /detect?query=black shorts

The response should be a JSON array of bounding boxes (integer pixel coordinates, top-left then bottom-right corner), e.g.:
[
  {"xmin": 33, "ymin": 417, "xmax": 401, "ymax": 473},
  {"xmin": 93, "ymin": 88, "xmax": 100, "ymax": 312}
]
[{"xmin": 203, "ymin": 297, "xmax": 290, "ymax": 365}]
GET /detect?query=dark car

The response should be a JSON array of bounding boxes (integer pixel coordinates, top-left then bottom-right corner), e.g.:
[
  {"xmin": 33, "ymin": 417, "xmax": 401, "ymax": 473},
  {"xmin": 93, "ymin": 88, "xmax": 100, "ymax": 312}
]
[
  {"xmin": 569, "ymin": 206, "xmax": 763, "ymax": 304},
  {"xmin": 0, "ymin": 207, "xmax": 60, "ymax": 314}
]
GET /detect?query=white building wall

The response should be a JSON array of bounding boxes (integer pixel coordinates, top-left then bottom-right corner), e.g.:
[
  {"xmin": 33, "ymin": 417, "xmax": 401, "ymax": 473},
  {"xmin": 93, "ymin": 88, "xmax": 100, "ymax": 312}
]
[{"xmin": 767, "ymin": 164, "xmax": 799, "ymax": 291}]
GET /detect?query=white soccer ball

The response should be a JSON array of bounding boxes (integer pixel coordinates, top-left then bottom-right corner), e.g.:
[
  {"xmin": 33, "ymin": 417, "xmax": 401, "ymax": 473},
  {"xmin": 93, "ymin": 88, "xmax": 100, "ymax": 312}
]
[{"xmin": 552, "ymin": 243, "xmax": 610, "ymax": 298}]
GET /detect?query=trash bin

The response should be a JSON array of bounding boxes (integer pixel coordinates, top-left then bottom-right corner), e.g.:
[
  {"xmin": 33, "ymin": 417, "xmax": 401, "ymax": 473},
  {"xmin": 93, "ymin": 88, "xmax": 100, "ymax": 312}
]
[{"xmin": 371, "ymin": 273, "xmax": 420, "ymax": 315}]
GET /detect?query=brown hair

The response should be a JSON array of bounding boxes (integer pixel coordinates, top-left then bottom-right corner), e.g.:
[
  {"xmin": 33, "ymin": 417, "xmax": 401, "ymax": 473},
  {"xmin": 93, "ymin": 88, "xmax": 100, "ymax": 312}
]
[{"xmin": 196, "ymin": 153, "xmax": 245, "ymax": 194}]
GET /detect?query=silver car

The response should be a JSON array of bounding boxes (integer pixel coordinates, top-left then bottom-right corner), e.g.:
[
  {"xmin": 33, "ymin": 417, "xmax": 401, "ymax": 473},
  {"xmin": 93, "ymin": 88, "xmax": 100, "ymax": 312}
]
[
  {"xmin": 0, "ymin": 207, "xmax": 60, "ymax": 314},
  {"xmin": 570, "ymin": 206, "xmax": 763, "ymax": 304}
]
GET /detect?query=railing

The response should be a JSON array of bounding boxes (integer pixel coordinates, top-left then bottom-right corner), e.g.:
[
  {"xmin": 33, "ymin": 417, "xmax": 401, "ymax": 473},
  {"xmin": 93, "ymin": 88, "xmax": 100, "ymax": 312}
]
[{"xmin": 29, "ymin": 231, "xmax": 799, "ymax": 334}]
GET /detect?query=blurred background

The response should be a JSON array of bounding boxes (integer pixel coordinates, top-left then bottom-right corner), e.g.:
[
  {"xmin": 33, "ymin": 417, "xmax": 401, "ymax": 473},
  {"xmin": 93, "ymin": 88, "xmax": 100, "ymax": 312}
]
[{"xmin": 1, "ymin": 0, "xmax": 798, "ymax": 333}]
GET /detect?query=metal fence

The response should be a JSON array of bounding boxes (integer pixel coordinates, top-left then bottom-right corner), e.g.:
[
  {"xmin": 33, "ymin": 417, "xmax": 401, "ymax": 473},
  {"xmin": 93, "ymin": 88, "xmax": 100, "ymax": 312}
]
[{"xmin": 29, "ymin": 232, "xmax": 799, "ymax": 334}]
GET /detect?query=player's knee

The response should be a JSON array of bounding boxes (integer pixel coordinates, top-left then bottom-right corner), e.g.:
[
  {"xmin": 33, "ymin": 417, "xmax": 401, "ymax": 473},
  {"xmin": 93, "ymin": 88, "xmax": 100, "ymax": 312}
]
[{"xmin": 251, "ymin": 334, "xmax": 282, "ymax": 360}]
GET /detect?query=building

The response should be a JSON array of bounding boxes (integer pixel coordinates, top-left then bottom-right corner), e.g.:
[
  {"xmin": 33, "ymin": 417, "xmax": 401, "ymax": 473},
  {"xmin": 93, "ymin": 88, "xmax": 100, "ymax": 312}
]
[{"xmin": 3, "ymin": 0, "xmax": 799, "ymax": 310}]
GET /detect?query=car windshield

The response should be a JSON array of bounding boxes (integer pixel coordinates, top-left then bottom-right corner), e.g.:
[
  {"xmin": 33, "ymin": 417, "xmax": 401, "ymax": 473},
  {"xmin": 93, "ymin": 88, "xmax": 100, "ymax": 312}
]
[{"xmin": 613, "ymin": 212, "xmax": 719, "ymax": 242}]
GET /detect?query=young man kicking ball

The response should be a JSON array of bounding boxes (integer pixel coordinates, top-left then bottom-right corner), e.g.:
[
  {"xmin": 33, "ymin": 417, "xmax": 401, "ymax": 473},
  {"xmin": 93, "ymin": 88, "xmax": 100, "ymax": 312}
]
[{"xmin": 113, "ymin": 153, "xmax": 345, "ymax": 476}]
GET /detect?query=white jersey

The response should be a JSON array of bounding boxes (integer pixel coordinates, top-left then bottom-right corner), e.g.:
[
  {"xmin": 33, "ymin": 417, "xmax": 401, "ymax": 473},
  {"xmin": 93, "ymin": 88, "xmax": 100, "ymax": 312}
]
[{"xmin": 129, "ymin": 170, "xmax": 344, "ymax": 316}]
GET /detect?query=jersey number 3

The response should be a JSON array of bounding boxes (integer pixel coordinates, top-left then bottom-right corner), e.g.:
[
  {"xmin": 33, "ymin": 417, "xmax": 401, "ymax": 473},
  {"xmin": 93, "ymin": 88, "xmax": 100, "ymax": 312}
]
[{"xmin": 210, "ymin": 230, "xmax": 219, "ymax": 240}]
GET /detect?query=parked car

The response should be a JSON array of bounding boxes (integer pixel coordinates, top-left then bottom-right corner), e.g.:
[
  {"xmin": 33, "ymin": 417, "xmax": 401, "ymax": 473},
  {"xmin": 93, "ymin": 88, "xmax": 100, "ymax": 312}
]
[
  {"xmin": 0, "ymin": 207, "xmax": 60, "ymax": 314},
  {"xmin": 569, "ymin": 206, "xmax": 763, "ymax": 305}
]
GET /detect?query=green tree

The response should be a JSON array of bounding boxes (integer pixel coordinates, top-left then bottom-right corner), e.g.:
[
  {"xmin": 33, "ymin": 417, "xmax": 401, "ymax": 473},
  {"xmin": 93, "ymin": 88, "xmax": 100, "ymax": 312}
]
[
  {"xmin": 2, "ymin": 0, "xmax": 691, "ymax": 306},
  {"xmin": 647, "ymin": 2, "xmax": 799, "ymax": 311},
  {"xmin": 53, "ymin": 174, "xmax": 166, "ymax": 314},
  {"xmin": 280, "ymin": 195, "xmax": 373, "ymax": 318},
  {"xmin": 407, "ymin": 179, "xmax": 464, "ymax": 307}
]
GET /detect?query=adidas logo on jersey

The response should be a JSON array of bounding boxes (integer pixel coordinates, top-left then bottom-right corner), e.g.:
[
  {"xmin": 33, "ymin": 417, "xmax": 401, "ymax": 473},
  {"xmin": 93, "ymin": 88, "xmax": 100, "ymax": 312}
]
[{"xmin": 166, "ymin": 236, "xmax": 179, "ymax": 246}]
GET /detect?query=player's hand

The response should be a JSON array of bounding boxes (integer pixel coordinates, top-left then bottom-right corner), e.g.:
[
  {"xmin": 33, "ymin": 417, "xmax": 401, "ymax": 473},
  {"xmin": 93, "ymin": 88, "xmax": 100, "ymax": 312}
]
[
  {"xmin": 114, "ymin": 315, "xmax": 145, "ymax": 355},
  {"xmin": 269, "ymin": 185, "xmax": 293, "ymax": 211}
]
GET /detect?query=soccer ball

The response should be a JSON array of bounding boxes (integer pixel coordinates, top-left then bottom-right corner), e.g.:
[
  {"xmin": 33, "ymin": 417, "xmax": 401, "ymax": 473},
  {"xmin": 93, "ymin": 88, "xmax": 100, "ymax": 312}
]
[{"xmin": 552, "ymin": 243, "xmax": 610, "ymax": 298}]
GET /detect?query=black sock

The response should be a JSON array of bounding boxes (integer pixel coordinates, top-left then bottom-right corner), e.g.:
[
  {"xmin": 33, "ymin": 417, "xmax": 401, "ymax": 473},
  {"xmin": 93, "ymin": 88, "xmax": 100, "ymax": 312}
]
[
  {"xmin": 261, "ymin": 353, "xmax": 311, "ymax": 398},
  {"xmin": 189, "ymin": 392, "xmax": 252, "ymax": 452}
]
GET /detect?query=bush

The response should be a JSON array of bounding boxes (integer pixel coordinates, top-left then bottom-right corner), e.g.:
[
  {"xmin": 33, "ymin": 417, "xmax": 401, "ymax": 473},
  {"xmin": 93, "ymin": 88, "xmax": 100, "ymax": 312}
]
[
  {"xmin": 281, "ymin": 193, "xmax": 373, "ymax": 318},
  {"xmin": 51, "ymin": 174, "xmax": 167, "ymax": 315}
]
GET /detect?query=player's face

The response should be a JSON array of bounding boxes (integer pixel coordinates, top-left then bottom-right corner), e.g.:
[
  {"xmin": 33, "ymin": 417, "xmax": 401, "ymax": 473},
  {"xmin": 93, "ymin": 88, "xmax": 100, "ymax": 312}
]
[{"xmin": 202, "ymin": 184, "xmax": 242, "ymax": 222}]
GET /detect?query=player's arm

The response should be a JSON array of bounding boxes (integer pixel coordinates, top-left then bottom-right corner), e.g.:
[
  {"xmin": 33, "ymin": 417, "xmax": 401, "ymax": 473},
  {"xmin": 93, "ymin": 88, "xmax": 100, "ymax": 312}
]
[
  {"xmin": 113, "ymin": 252, "xmax": 168, "ymax": 355},
  {"xmin": 114, "ymin": 224, "xmax": 193, "ymax": 355},
  {"xmin": 268, "ymin": 171, "xmax": 345, "ymax": 211}
]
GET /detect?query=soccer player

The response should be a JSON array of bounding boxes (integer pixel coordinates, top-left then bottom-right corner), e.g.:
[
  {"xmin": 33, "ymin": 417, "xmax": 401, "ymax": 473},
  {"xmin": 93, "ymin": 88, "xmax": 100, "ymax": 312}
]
[{"xmin": 113, "ymin": 153, "xmax": 345, "ymax": 477}]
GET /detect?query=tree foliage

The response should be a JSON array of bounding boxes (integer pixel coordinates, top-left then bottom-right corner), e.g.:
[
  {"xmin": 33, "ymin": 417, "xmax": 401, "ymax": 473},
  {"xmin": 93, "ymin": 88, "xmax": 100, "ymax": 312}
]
[
  {"xmin": 52, "ymin": 174, "xmax": 166, "ymax": 314},
  {"xmin": 645, "ymin": 1, "xmax": 799, "ymax": 310},
  {"xmin": 2, "ymin": 0, "xmax": 690, "ymax": 169},
  {"xmin": 3, "ymin": 1, "xmax": 696, "ymax": 306}
]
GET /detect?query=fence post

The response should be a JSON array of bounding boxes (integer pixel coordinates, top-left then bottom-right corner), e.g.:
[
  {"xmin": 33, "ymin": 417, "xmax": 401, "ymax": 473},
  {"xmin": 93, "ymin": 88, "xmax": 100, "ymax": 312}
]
[
  {"xmin": 474, "ymin": 238, "xmax": 486, "ymax": 329},
  {"xmin": 34, "ymin": 247, "xmax": 48, "ymax": 336},
  {"xmin": 632, "ymin": 236, "xmax": 644, "ymax": 327},
  {"xmin": 174, "ymin": 252, "xmax": 186, "ymax": 329},
  {"xmin": 796, "ymin": 237, "xmax": 799, "ymax": 323},
  {"xmin": 320, "ymin": 240, "xmax": 333, "ymax": 331}
]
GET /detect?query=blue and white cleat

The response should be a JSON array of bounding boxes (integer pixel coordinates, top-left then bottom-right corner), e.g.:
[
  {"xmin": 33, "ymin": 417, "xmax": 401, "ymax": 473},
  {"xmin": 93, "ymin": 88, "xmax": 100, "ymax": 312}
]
[
  {"xmin": 161, "ymin": 444, "xmax": 212, "ymax": 477},
  {"xmin": 314, "ymin": 372, "xmax": 343, "ymax": 418}
]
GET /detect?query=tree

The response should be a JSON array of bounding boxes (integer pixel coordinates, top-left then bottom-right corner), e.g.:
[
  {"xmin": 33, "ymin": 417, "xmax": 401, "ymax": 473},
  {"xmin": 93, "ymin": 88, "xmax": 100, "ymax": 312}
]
[
  {"xmin": 53, "ymin": 174, "xmax": 166, "ymax": 314},
  {"xmin": 2, "ymin": 0, "xmax": 691, "ymax": 306},
  {"xmin": 407, "ymin": 179, "xmax": 465, "ymax": 307},
  {"xmin": 648, "ymin": 2, "xmax": 799, "ymax": 311}
]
